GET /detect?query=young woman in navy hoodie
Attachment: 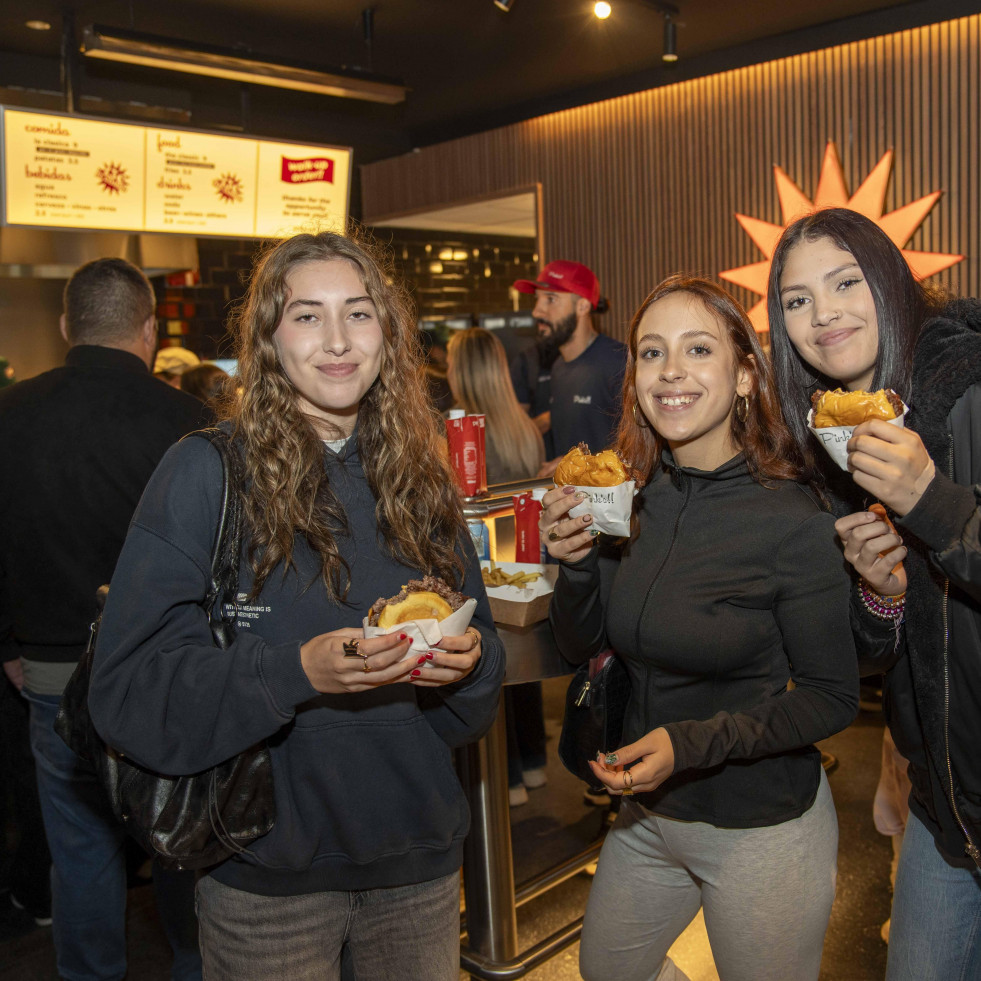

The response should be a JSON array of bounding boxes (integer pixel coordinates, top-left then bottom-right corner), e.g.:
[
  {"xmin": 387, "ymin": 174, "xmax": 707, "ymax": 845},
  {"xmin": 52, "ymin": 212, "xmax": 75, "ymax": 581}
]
[
  {"xmin": 89, "ymin": 231, "xmax": 504, "ymax": 981},
  {"xmin": 541, "ymin": 277, "xmax": 858, "ymax": 981}
]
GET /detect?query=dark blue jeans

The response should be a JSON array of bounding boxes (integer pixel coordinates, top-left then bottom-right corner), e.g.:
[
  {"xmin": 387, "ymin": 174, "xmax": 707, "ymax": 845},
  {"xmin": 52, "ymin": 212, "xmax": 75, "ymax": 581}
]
[{"xmin": 25, "ymin": 688, "xmax": 201, "ymax": 981}]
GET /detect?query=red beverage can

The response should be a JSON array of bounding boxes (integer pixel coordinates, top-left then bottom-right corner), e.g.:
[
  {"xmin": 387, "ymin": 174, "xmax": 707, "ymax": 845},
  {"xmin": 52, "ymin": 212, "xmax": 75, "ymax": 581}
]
[
  {"xmin": 446, "ymin": 413, "xmax": 487, "ymax": 496},
  {"xmin": 513, "ymin": 491, "xmax": 543, "ymax": 563}
]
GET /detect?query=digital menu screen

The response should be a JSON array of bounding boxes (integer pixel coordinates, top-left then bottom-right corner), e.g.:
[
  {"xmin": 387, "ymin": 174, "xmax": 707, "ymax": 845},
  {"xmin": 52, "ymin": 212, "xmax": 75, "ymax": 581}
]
[{"xmin": 1, "ymin": 108, "xmax": 351, "ymax": 238}]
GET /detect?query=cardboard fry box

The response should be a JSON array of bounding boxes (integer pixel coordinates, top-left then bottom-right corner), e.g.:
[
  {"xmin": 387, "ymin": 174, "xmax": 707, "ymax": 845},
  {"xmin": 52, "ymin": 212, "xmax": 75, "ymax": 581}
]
[{"xmin": 480, "ymin": 562, "xmax": 557, "ymax": 628}]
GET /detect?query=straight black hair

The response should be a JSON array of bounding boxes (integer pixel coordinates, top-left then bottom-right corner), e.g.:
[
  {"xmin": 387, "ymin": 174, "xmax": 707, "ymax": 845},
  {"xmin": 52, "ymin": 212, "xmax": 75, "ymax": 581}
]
[{"xmin": 766, "ymin": 207, "xmax": 941, "ymax": 463}]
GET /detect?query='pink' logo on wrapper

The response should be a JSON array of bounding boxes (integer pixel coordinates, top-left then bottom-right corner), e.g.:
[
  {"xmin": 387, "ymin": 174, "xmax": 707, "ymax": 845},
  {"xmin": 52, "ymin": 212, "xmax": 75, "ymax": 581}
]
[{"xmin": 281, "ymin": 156, "xmax": 335, "ymax": 184}]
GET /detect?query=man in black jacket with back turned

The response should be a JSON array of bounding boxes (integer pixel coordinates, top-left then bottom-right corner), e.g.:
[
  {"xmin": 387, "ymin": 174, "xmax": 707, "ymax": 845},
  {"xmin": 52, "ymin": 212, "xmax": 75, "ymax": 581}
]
[{"xmin": 0, "ymin": 258, "xmax": 208, "ymax": 981}]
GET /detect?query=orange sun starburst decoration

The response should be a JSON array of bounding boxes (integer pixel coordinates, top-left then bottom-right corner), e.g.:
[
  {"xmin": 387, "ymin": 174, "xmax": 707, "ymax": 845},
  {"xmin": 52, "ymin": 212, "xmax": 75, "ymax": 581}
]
[{"xmin": 720, "ymin": 142, "xmax": 964, "ymax": 331}]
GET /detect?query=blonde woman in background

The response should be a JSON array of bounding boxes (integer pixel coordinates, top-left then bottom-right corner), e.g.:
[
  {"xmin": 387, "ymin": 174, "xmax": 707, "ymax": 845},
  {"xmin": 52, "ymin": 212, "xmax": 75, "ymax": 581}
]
[
  {"xmin": 446, "ymin": 326, "xmax": 549, "ymax": 806},
  {"xmin": 447, "ymin": 327, "xmax": 544, "ymax": 483}
]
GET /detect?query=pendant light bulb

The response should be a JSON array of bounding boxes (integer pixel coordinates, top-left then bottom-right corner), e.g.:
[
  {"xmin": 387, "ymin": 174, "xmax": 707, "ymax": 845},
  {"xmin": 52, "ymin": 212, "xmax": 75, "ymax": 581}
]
[{"xmin": 594, "ymin": 2, "xmax": 612, "ymax": 19}]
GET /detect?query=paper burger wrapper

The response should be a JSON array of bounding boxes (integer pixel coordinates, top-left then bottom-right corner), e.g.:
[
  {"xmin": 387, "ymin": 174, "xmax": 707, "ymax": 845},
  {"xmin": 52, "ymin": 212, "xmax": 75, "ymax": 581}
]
[
  {"xmin": 363, "ymin": 597, "xmax": 478, "ymax": 661},
  {"xmin": 564, "ymin": 480, "xmax": 636, "ymax": 537},
  {"xmin": 807, "ymin": 404, "xmax": 908, "ymax": 471}
]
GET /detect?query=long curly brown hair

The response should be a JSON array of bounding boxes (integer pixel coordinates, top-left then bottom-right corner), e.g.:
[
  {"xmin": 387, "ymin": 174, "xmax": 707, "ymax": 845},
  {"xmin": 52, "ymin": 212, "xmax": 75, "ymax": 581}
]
[
  {"xmin": 221, "ymin": 231, "xmax": 465, "ymax": 601},
  {"xmin": 616, "ymin": 275, "xmax": 808, "ymax": 485}
]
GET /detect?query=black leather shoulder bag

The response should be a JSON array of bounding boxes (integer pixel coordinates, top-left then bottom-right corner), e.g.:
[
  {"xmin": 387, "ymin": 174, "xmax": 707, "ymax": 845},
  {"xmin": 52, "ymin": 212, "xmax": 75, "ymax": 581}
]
[
  {"xmin": 55, "ymin": 428, "xmax": 275, "ymax": 870},
  {"xmin": 558, "ymin": 648, "xmax": 631, "ymax": 783}
]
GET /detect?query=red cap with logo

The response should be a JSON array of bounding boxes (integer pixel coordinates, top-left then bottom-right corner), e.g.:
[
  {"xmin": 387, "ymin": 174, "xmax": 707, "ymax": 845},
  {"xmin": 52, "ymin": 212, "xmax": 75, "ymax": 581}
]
[{"xmin": 513, "ymin": 260, "xmax": 601, "ymax": 310}]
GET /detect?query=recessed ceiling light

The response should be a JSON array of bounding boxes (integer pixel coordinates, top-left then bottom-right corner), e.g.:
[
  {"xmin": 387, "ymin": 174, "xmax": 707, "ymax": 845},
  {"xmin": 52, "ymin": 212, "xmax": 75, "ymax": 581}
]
[
  {"xmin": 25, "ymin": 19, "xmax": 52, "ymax": 31},
  {"xmin": 594, "ymin": 2, "xmax": 612, "ymax": 18}
]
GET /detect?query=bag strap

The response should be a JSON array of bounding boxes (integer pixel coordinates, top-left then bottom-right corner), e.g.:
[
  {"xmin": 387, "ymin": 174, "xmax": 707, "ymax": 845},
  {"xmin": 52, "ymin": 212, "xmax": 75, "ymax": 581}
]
[{"xmin": 181, "ymin": 428, "xmax": 243, "ymax": 650}]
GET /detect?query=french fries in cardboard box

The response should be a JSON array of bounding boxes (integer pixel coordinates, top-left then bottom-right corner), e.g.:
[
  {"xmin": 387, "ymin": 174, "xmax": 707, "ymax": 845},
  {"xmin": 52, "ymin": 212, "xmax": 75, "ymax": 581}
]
[{"xmin": 480, "ymin": 561, "xmax": 557, "ymax": 628}]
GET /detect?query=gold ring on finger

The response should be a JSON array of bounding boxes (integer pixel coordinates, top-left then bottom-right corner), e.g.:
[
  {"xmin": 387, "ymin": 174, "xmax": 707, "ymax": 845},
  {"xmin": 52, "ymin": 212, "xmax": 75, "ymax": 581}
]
[
  {"xmin": 342, "ymin": 639, "xmax": 362, "ymax": 658},
  {"xmin": 547, "ymin": 528, "xmax": 561, "ymax": 542},
  {"xmin": 362, "ymin": 657, "xmax": 372, "ymax": 673}
]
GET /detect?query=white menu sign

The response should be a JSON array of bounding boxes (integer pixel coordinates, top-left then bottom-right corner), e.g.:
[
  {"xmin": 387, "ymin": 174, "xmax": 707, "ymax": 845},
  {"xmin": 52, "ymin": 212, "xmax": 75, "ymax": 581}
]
[{"xmin": 1, "ymin": 108, "xmax": 351, "ymax": 238}]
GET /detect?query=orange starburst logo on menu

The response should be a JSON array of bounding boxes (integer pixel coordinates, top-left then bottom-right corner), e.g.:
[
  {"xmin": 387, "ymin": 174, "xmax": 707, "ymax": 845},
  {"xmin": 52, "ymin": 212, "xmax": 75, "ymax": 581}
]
[
  {"xmin": 96, "ymin": 161, "xmax": 129, "ymax": 195},
  {"xmin": 213, "ymin": 172, "xmax": 244, "ymax": 204},
  {"xmin": 719, "ymin": 142, "xmax": 964, "ymax": 331}
]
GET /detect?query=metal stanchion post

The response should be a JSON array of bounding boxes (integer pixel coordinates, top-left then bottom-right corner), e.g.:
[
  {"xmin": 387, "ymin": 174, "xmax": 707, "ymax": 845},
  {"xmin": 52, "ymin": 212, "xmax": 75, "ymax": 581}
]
[{"xmin": 457, "ymin": 702, "xmax": 518, "ymax": 977}]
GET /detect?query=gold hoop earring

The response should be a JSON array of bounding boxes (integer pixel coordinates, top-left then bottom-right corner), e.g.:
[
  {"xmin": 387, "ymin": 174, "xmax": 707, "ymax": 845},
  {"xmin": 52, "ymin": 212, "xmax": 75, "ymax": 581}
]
[
  {"xmin": 632, "ymin": 401, "xmax": 649, "ymax": 429},
  {"xmin": 735, "ymin": 395, "xmax": 749, "ymax": 423}
]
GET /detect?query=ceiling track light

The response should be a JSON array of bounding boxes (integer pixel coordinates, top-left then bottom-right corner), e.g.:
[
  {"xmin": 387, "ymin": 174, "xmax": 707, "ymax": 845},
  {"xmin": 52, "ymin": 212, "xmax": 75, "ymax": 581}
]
[
  {"xmin": 641, "ymin": 2, "xmax": 679, "ymax": 62},
  {"xmin": 494, "ymin": 0, "xmax": 516, "ymax": 11},
  {"xmin": 79, "ymin": 23, "xmax": 408, "ymax": 104}
]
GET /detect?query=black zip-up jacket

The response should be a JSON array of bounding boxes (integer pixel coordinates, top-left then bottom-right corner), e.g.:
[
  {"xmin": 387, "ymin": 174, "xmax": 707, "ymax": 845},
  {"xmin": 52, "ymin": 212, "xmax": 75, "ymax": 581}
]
[
  {"xmin": 550, "ymin": 452, "xmax": 859, "ymax": 828},
  {"xmin": 858, "ymin": 300, "xmax": 981, "ymax": 869},
  {"xmin": 89, "ymin": 433, "xmax": 505, "ymax": 895},
  {"xmin": 0, "ymin": 345, "xmax": 208, "ymax": 667}
]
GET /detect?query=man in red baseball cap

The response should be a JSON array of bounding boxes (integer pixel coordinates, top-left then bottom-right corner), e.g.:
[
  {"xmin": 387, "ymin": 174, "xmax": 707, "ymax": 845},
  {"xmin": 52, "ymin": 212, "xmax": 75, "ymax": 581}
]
[{"xmin": 513, "ymin": 260, "xmax": 625, "ymax": 476}]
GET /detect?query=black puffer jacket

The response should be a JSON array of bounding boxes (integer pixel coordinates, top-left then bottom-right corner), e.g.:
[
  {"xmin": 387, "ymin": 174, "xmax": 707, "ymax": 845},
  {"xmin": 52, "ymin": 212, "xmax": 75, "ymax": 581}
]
[{"xmin": 888, "ymin": 300, "xmax": 981, "ymax": 869}]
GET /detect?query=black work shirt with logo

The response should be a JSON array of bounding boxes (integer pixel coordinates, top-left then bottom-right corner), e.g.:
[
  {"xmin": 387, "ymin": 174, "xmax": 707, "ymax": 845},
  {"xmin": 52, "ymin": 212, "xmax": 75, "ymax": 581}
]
[{"xmin": 549, "ymin": 333, "xmax": 626, "ymax": 456}]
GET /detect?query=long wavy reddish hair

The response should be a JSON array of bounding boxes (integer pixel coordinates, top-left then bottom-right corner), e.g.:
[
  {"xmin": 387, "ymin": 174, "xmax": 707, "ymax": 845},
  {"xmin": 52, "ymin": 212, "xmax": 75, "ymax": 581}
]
[
  {"xmin": 220, "ymin": 231, "xmax": 465, "ymax": 601},
  {"xmin": 616, "ymin": 276, "xmax": 808, "ymax": 485}
]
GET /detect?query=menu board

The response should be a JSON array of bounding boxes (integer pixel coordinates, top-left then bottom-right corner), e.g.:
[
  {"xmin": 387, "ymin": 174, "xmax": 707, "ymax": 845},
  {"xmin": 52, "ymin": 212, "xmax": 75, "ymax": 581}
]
[
  {"xmin": 1, "ymin": 108, "xmax": 351, "ymax": 239},
  {"xmin": 3, "ymin": 111, "xmax": 146, "ymax": 230},
  {"xmin": 145, "ymin": 128, "xmax": 256, "ymax": 236}
]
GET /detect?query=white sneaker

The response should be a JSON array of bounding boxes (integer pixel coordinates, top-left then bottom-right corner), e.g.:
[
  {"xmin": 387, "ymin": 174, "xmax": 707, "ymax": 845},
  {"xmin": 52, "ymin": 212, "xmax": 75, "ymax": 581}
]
[
  {"xmin": 522, "ymin": 767, "xmax": 547, "ymax": 789},
  {"xmin": 508, "ymin": 784, "xmax": 529, "ymax": 807}
]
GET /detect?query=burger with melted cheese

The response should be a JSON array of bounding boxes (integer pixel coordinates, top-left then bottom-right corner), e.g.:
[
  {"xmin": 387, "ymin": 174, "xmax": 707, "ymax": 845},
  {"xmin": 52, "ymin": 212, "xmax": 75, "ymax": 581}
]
[
  {"xmin": 554, "ymin": 443, "xmax": 630, "ymax": 487},
  {"xmin": 368, "ymin": 576, "xmax": 467, "ymax": 629},
  {"xmin": 811, "ymin": 388, "xmax": 903, "ymax": 428}
]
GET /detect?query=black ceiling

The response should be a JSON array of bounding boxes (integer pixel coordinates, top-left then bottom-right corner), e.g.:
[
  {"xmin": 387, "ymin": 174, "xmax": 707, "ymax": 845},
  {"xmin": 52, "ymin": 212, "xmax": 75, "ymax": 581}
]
[{"xmin": 0, "ymin": 0, "xmax": 977, "ymax": 173}]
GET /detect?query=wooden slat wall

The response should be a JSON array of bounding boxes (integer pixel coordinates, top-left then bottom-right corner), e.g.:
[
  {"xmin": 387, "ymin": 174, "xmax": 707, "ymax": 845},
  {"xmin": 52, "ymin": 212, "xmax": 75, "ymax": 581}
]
[{"xmin": 361, "ymin": 15, "xmax": 981, "ymax": 341}]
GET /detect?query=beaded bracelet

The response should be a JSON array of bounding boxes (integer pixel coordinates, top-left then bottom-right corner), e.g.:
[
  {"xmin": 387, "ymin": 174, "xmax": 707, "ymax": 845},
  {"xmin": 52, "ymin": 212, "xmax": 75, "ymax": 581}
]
[{"xmin": 858, "ymin": 578, "xmax": 906, "ymax": 622}]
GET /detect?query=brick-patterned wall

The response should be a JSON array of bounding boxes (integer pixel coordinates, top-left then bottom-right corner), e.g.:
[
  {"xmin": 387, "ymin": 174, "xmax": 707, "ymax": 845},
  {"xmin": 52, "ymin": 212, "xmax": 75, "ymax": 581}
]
[
  {"xmin": 154, "ymin": 238, "xmax": 256, "ymax": 359},
  {"xmin": 152, "ymin": 228, "xmax": 538, "ymax": 358},
  {"xmin": 374, "ymin": 228, "xmax": 538, "ymax": 320}
]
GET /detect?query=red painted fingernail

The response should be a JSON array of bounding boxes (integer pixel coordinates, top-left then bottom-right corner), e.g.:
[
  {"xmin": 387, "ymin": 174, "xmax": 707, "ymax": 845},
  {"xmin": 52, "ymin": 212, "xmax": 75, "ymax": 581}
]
[
  {"xmin": 411, "ymin": 669, "xmax": 421, "ymax": 677},
  {"xmin": 399, "ymin": 633, "xmax": 408, "ymax": 640},
  {"xmin": 417, "ymin": 656, "xmax": 426, "ymax": 665},
  {"xmin": 426, "ymin": 652, "xmax": 434, "ymax": 660}
]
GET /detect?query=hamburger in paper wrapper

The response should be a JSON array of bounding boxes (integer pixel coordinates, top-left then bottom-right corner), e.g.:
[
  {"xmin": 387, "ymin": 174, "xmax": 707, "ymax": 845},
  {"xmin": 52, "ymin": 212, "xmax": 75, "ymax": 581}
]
[
  {"xmin": 808, "ymin": 388, "xmax": 908, "ymax": 470},
  {"xmin": 553, "ymin": 444, "xmax": 636, "ymax": 537},
  {"xmin": 363, "ymin": 576, "xmax": 477, "ymax": 660}
]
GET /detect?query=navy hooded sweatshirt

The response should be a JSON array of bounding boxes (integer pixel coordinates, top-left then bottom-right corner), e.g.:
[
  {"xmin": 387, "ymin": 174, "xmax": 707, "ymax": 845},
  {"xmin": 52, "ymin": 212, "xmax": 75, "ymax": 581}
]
[{"xmin": 88, "ymin": 432, "xmax": 505, "ymax": 896}]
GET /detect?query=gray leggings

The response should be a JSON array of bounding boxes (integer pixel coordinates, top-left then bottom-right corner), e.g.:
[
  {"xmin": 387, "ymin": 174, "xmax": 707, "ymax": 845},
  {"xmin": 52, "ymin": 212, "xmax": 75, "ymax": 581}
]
[{"xmin": 580, "ymin": 770, "xmax": 837, "ymax": 981}]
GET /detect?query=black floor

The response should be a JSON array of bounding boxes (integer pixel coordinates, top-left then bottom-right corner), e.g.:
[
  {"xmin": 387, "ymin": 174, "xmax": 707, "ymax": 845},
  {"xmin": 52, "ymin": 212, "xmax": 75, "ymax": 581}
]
[{"xmin": 1, "ymin": 678, "xmax": 892, "ymax": 980}]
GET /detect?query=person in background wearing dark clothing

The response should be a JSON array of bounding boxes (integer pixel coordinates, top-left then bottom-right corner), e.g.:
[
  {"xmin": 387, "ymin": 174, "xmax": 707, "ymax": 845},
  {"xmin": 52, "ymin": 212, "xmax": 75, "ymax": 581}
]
[
  {"xmin": 0, "ymin": 258, "xmax": 209, "ymax": 981},
  {"xmin": 513, "ymin": 260, "xmax": 626, "ymax": 476},
  {"xmin": 767, "ymin": 207, "xmax": 981, "ymax": 981},
  {"xmin": 88, "ymin": 232, "xmax": 504, "ymax": 981},
  {"xmin": 180, "ymin": 362, "xmax": 231, "ymax": 406},
  {"xmin": 509, "ymin": 338, "xmax": 556, "ymax": 459},
  {"xmin": 541, "ymin": 277, "xmax": 858, "ymax": 981}
]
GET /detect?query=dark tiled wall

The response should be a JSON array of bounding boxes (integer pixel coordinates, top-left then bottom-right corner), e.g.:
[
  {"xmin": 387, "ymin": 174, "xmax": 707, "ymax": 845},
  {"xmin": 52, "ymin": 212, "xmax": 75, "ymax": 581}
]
[
  {"xmin": 152, "ymin": 229, "xmax": 539, "ymax": 358},
  {"xmin": 375, "ymin": 228, "xmax": 539, "ymax": 320},
  {"xmin": 153, "ymin": 237, "xmax": 256, "ymax": 359}
]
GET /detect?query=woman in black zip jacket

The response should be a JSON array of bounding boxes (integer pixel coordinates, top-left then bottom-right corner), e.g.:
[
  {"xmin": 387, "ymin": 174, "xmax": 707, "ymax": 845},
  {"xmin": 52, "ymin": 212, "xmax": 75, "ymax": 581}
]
[
  {"xmin": 767, "ymin": 207, "xmax": 981, "ymax": 981},
  {"xmin": 89, "ymin": 231, "xmax": 505, "ymax": 981},
  {"xmin": 541, "ymin": 276, "xmax": 858, "ymax": 981}
]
